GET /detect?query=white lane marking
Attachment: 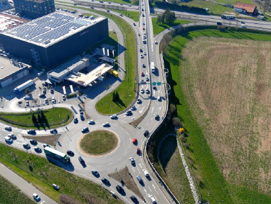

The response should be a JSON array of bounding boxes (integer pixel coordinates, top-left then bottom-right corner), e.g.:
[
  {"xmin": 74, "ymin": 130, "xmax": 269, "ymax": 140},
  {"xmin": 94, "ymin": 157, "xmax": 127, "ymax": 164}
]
[
  {"xmin": 148, "ymin": 186, "xmax": 152, "ymax": 192},
  {"xmin": 40, "ymin": 201, "xmax": 45, "ymax": 204},
  {"xmin": 152, "ymin": 184, "xmax": 159, "ymax": 195},
  {"xmin": 139, "ymin": 163, "xmax": 142, "ymax": 168},
  {"xmin": 144, "ymin": 188, "xmax": 147, "ymax": 193},
  {"xmin": 132, "ymin": 167, "xmax": 135, "ymax": 172}
]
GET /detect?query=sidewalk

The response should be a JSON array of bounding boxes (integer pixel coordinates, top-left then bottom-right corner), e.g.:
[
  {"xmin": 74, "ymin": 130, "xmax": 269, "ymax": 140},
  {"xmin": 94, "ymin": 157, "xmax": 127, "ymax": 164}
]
[{"xmin": 0, "ymin": 162, "xmax": 57, "ymax": 204}]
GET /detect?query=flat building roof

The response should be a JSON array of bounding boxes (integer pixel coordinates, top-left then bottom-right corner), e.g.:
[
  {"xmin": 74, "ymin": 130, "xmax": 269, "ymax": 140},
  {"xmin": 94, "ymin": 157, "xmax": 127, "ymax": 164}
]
[
  {"xmin": 0, "ymin": 57, "xmax": 31, "ymax": 80},
  {"xmin": 2, "ymin": 12, "xmax": 105, "ymax": 47},
  {"xmin": 67, "ymin": 63, "xmax": 113, "ymax": 87}
]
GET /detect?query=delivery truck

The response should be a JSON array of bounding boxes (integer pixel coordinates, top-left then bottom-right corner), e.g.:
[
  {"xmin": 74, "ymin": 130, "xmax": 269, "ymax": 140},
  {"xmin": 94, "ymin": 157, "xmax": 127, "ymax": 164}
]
[
  {"xmin": 151, "ymin": 62, "xmax": 155, "ymax": 73},
  {"xmin": 14, "ymin": 80, "xmax": 34, "ymax": 94}
]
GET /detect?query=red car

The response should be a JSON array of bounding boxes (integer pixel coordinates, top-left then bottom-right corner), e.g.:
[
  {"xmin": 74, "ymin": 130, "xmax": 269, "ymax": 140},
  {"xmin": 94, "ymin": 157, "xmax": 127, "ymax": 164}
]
[
  {"xmin": 141, "ymin": 72, "xmax": 144, "ymax": 77},
  {"xmin": 132, "ymin": 138, "xmax": 137, "ymax": 144},
  {"xmin": 136, "ymin": 148, "xmax": 141, "ymax": 155},
  {"xmin": 143, "ymin": 27, "xmax": 145, "ymax": 30}
]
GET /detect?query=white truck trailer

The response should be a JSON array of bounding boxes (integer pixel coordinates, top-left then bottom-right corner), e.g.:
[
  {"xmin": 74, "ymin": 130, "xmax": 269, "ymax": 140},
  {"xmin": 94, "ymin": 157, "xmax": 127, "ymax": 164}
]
[{"xmin": 14, "ymin": 80, "xmax": 34, "ymax": 94}]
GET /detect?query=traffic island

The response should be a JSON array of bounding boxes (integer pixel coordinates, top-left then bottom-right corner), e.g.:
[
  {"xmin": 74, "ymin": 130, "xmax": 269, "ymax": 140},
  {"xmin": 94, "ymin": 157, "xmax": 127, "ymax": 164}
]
[{"xmin": 78, "ymin": 130, "xmax": 119, "ymax": 157}]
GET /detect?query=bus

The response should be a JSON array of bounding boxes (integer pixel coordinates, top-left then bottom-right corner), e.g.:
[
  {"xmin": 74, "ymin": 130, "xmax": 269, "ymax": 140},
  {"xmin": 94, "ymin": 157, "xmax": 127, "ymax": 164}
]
[
  {"xmin": 221, "ymin": 14, "xmax": 235, "ymax": 20},
  {"xmin": 44, "ymin": 147, "xmax": 70, "ymax": 163}
]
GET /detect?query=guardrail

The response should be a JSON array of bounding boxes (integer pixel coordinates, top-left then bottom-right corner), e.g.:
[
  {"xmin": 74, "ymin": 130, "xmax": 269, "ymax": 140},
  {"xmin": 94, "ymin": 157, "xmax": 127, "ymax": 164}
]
[{"xmin": 74, "ymin": 0, "xmax": 129, "ymax": 11}]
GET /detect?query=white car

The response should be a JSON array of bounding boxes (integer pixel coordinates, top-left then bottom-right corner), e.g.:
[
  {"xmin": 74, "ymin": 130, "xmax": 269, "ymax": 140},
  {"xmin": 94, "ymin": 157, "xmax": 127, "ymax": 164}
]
[
  {"xmin": 143, "ymin": 169, "xmax": 150, "ymax": 178},
  {"xmin": 33, "ymin": 193, "xmax": 40, "ymax": 201},
  {"xmin": 110, "ymin": 114, "xmax": 117, "ymax": 119},
  {"xmin": 4, "ymin": 136, "xmax": 12, "ymax": 143},
  {"xmin": 103, "ymin": 122, "xmax": 110, "ymax": 127},
  {"xmin": 155, "ymin": 40, "xmax": 158, "ymax": 44},
  {"xmin": 149, "ymin": 195, "xmax": 157, "ymax": 204}
]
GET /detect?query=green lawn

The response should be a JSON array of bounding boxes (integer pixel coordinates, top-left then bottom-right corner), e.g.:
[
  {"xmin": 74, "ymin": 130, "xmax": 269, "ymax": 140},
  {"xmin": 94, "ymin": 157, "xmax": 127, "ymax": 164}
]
[
  {"xmin": 163, "ymin": 27, "xmax": 271, "ymax": 203},
  {"xmin": 111, "ymin": 10, "xmax": 140, "ymax": 22},
  {"xmin": 152, "ymin": 17, "xmax": 191, "ymax": 35},
  {"xmin": 80, "ymin": 130, "xmax": 118, "ymax": 155},
  {"xmin": 0, "ymin": 107, "xmax": 72, "ymax": 129},
  {"xmin": 0, "ymin": 144, "xmax": 123, "ymax": 204},
  {"xmin": 158, "ymin": 136, "xmax": 195, "ymax": 203},
  {"xmin": 0, "ymin": 174, "xmax": 35, "ymax": 204}
]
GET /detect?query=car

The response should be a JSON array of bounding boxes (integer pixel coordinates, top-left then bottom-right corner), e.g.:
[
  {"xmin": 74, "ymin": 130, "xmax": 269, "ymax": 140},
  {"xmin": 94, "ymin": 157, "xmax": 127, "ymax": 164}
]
[
  {"xmin": 126, "ymin": 110, "xmax": 132, "ymax": 116},
  {"xmin": 34, "ymin": 147, "xmax": 41, "ymax": 152},
  {"xmin": 130, "ymin": 195, "xmax": 138, "ymax": 203},
  {"xmin": 8, "ymin": 133, "xmax": 16, "ymax": 140},
  {"xmin": 51, "ymin": 89, "xmax": 54, "ymax": 94},
  {"xmin": 110, "ymin": 114, "xmax": 118, "ymax": 119},
  {"xmin": 116, "ymin": 185, "xmax": 124, "ymax": 194},
  {"xmin": 144, "ymin": 52, "xmax": 147, "ymax": 56},
  {"xmin": 241, "ymin": 21, "xmax": 245, "ymax": 24},
  {"xmin": 141, "ymin": 79, "xmax": 146, "ymax": 84},
  {"xmin": 129, "ymin": 157, "xmax": 135, "ymax": 165},
  {"xmin": 110, "ymin": 191, "xmax": 117, "ymax": 198},
  {"xmin": 141, "ymin": 54, "xmax": 144, "ymax": 59},
  {"xmin": 143, "ymin": 169, "xmax": 150, "ymax": 178},
  {"xmin": 120, "ymin": 13, "xmax": 123, "ymax": 17},
  {"xmin": 143, "ymin": 23, "xmax": 145, "ymax": 26},
  {"xmin": 4, "ymin": 136, "xmax": 12, "ymax": 143},
  {"xmin": 27, "ymin": 129, "xmax": 36, "ymax": 134},
  {"xmin": 136, "ymin": 148, "xmax": 141, "ymax": 155},
  {"xmin": 149, "ymin": 195, "xmax": 157, "ymax": 204},
  {"xmin": 153, "ymin": 86, "xmax": 157, "ymax": 90},
  {"xmin": 91, "ymin": 170, "xmax": 100, "ymax": 177},
  {"xmin": 140, "ymin": 89, "xmax": 145, "ymax": 94},
  {"xmin": 39, "ymin": 94, "xmax": 45, "ymax": 98},
  {"xmin": 144, "ymin": 130, "xmax": 149, "ymax": 136},
  {"xmin": 142, "ymin": 63, "xmax": 146, "ymax": 68},
  {"xmin": 52, "ymin": 96, "xmax": 56, "ymax": 103},
  {"xmin": 136, "ymin": 175, "xmax": 143, "ymax": 184},
  {"xmin": 132, "ymin": 138, "xmax": 137, "ymax": 144},
  {"xmin": 107, "ymin": 10, "xmax": 110, "ymax": 12},
  {"xmin": 23, "ymin": 143, "xmax": 30, "ymax": 149},
  {"xmin": 120, "ymin": 3, "xmax": 123, "ymax": 5},
  {"xmin": 43, "ymin": 144, "xmax": 50, "ymax": 148},
  {"xmin": 5, "ymin": 126, "xmax": 12, "ymax": 131},
  {"xmin": 45, "ymin": 98, "xmax": 49, "ymax": 104},
  {"xmin": 140, "ymin": 48, "xmax": 143, "ymax": 52},
  {"xmin": 78, "ymin": 156, "xmax": 85, "ymax": 164},
  {"xmin": 74, "ymin": 118, "xmax": 78, "ymax": 123},
  {"xmin": 50, "ymin": 129, "xmax": 57, "ymax": 135},
  {"xmin": 88, "ymin": 120, "xmax": 95, "ymax": 125},
  {"xmin": 62, "ymin": 95, "xmax": 66, "ymax": 100},
  {"xmin": 158, "ymin": 96, "xmax": 162, "ymax": 101},
  {"xmin": 67, "ymin": 150, "xmax": 74, "ymax": 156},
  {"xmin": 241, "ymin": 24, "xmax": 247, "ymax": 28},
  {"xmin": 146, "ymin": 77, "xmax": 149, "ymax": 82},
  {"xmin": 52, "ymin": 184, "xmax": 60, "ymax": 190},
  {"xmin": 133, "ymin": 22, "xmax": 136, "ymax": 26},
  {"xmin": 131, "ymin": 106, "xmax": 136, "ymax": 111},
  {"xmin": 32, "ymin": 193, "xmax": 40, "ymax": 201},
  {"xmin": 142, "ymin": 14, "xmax": 145, "ymax": 17},
  {"xmin": 81, "ymin": 127, "xmax": 89, "ymax": 133},
  {"xmin": 141, "ymin": 72, "xmax": 145, "ymax": 77},
  {"xmin": 30, "ymin": 139, "xmax": 37, "ymax": 145},
  {"xmin": 142, "ymin": 8, "xmax": 144, "ymax": 11},
  {"xmin": 137, "ymin": 99, "xmax": 142, "ymax": 104},
  {"xmin": 143, "ymin": 27, "xmax": 145, "ymax": 30},
  {"xmin": 155, "ymin": 40, "xmax": 158, "ymax": 44},
  {"xmin": 146, "ymin": 89, "xmax": 150, "ymax": 94},
  {"xmin": 103, "ymin": 122, "xmax": 110, "ymax": 127},
  {"xmin": 91, "ymin": 6, "xmax": 94, "ymax": 9},
  {"xmin": 155, "ymin": 115, "xmax": 160, "ymax": 120},
  {"xmin": 24, "ymin": 95, "xmax": 31, "ymax": 100},
  {"xmin": 143, "ymin": 35, "xmax": 147, "ymax": 39},
  {"xmin": 101, "ymin": 177, "xmax": 110, "ymax": 185}
]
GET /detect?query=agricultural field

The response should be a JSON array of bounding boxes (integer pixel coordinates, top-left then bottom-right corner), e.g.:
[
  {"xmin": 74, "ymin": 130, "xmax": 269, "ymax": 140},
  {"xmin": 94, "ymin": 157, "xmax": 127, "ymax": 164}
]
[
  {"xmin": 163, "ymin": 28, "xmax": 271, "ymax": 203},
  {"xmin": 182, "ymin": 36, "xmax": 271, "ymax": 196}
]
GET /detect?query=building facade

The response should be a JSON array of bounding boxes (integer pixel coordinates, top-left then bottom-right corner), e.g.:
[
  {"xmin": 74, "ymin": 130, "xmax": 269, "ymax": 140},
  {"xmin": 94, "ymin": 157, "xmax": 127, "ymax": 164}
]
[
  {"xmin": 13, "ymin": 0, "xmax": 55, "ymax": 19},
  {"xmin": 0, "ymin": 13, "xmax": 109, "ymax": 68}
]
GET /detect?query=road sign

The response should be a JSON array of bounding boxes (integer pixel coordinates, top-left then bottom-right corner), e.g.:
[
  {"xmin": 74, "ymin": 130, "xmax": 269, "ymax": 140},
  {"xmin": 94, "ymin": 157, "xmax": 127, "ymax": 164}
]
[
  {"xmin": 157, "ymin": 82, "xmax": 161, "ymax": 86},
  {"xmin": 152, "ymin": 82, "xmax": 156, "ymax": 86}
]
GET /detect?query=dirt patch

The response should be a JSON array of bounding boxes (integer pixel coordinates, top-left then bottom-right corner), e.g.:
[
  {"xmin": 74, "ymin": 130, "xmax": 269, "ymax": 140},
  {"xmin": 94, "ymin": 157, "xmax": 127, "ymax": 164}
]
[
  {"xmin": 109, "ymin": 167, "xmax": 144, "ymax": 201},
  {"xmin": 23, "ymin": 134, "xmax": 61, "ymax": 146},
  {"xmin": 181, "ymin": 37, "xmax": 271, "ymax": 195},
  {"xmin": 129, "ymin": 105, "xmax": 150, "ymax": 127}
]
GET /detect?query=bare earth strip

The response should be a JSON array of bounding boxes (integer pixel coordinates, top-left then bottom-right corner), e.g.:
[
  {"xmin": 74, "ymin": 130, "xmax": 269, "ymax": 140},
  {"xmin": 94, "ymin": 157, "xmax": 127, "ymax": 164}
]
[{"xmin": 181, "ymin": 37, "xmax": 271, "ymax": 195}]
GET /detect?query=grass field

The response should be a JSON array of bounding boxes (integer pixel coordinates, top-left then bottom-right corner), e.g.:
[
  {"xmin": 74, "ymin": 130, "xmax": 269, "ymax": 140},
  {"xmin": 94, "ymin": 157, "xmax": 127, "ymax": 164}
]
[
  {"xmin": 152, "ymin": 17, "xmax": 191, "ymax": 35},
  {"xmin": 111, "ymin": 10, "xmax": 140, "ymax": 22},
  {"xmin": 0, "ymin": 144, "xmax": 123, "ymax": 204},
  {"xmin": 0, "ymin": 108, "xmax": 72, "ymax": 129},
  {"xmin": 0, "ymin": 174, "xmax": 35, "ymax": 204},
  {"xmin": 80, "ymin": 130, "xmax": 118, "ymax": 155},
  {"xmin": 163, "ymin": 28, "xmax": 271, "ymax": 203},
  {"xmin": 158, "ymin": 136, "xmax": 194, "ymax": 203}
]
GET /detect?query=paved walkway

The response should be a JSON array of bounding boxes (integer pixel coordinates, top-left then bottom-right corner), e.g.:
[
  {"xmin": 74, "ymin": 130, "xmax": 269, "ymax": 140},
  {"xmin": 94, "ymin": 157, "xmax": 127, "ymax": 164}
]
[{"xmin": 0, "ymin": 162, "xmax": 57, "ymax": 204}]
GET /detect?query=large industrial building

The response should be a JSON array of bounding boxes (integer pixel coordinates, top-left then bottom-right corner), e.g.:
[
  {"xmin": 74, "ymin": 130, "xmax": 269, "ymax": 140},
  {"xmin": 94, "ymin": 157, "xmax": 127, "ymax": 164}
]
[
  {"xmin": 0, "ymin": 57, "xmax": 32, "ymax": 88},
  {"xmin": 0, "ymin": 12, "xmax": 109, "ymax": 68},
  {"xmin": 13, "ymin": 0, "xmax": 55, "ymax": 19}
]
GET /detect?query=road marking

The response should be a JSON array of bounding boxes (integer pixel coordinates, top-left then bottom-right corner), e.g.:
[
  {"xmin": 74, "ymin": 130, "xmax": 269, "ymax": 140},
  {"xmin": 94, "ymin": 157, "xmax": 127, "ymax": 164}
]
[
  {"xmin": 148, "ymin": 186, "xmax": 152, "ymax": 192},
  {"xmin": 132, "ymin": 167, "xmax": 135, "ymax": 172},
  {"xmin": 139, "ymin": 163, "xmax": 142, "ymax": 168},
  {"xmin": 152, "ymin": 184, "xmax": 159, "ymax": 195},
  {"xmin": 40, "ymin": 201, "xmax": 45, "ymax": 204},
  {"xmin": 144, "ymin": 188, "xmax": 147, "ymax": 193}
]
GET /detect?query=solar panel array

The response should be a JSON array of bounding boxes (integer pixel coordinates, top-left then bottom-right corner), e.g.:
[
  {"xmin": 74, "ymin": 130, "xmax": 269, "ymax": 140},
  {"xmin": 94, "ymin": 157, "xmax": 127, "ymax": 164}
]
[{"xmin": 5, "ymin": 12, "xmax": 92, "ymax": 45}]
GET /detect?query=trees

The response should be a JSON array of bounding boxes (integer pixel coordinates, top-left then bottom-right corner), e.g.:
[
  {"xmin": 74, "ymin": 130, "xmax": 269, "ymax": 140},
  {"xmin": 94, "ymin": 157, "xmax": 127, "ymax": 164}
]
[{"xmin": 163, "ymin": 8, "xmax": 176, "ymax": 25}]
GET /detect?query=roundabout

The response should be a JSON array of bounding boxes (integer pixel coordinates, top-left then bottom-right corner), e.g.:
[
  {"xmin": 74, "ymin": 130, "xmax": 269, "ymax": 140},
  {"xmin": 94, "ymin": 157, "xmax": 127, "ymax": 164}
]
[{"xmin": 78, "ymin": 130, "xmax": 119, "ymax": 157}]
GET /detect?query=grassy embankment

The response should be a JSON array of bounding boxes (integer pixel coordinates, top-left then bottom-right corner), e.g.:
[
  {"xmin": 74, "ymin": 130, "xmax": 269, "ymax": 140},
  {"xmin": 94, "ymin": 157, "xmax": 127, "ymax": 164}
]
[
  {"xmin": 152, "ymin": 17, "xmax": 191, "ymax": 35},
  {"xmin": 80, "ymin": 130, "xmax": 118, "ymax": 155},
  {"xmin": 0, "ymin": 107, "xmax": 72, "ymax": 129},
  {"xmin": 111, "ymin": 10, "xmax": 140, "ymax": 22},
  {"xmin": 0, "ymin": 174, "xmax": 35, "ymax": 204},
  {"xmin": 163, "ymin": 27, "xmax": 271, "ymax": 203},
  {"xmin": 0, "ymin": 144, "xmax": 123, "ymax": 204}
]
